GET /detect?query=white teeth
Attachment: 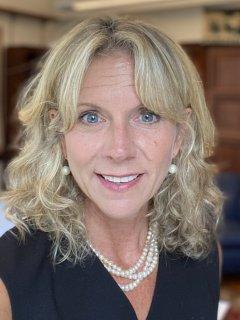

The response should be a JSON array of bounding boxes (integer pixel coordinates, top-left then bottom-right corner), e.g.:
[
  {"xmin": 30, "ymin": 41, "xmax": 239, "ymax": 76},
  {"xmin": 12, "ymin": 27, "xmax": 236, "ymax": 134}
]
[{"xmin": 102, "ymin": 175, "xmax": 138, "ymax": 183}]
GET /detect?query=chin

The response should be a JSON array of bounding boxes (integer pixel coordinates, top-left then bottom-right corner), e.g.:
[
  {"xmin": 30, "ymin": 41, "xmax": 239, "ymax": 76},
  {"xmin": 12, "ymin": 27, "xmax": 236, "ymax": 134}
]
[
  {"xmin": 96, "ymin": 201, "xmax": 146, "ymax": 221},
  {"xmin": 84, "ymin": 191, "xmax": 149, "ymax": 221}
]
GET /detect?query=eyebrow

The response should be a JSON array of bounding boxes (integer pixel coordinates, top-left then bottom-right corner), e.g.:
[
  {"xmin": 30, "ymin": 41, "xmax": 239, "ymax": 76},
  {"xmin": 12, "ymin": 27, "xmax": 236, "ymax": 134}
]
[{"xmin": 77, "ymin": 102, "xmax": 146, "ymax": 111}]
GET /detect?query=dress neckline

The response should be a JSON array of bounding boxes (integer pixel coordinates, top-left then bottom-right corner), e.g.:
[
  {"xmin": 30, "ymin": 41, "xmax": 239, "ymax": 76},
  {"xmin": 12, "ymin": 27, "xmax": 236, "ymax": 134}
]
[
  {"xmin": 53, "ymin": 243, "xmax": 187, "ymax": 320},
  {"xmin": 92, "ymin": 249, "xmax": 164, "ymax": 320},
  {"xmin": 52, "ymin": 241, "xmax": 219, "ymax": 320}
]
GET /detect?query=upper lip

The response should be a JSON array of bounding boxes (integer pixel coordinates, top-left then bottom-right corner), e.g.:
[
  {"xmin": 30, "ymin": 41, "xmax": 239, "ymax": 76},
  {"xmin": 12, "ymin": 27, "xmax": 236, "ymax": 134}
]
[{"xmin": 96, "ymin": 173, "xmax": 143, "ymax": 177}]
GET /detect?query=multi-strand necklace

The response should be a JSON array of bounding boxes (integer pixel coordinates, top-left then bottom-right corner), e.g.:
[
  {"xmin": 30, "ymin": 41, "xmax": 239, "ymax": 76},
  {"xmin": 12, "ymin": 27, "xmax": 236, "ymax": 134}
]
[{"xmin": 88, "ymin": 226, "xmax": 159, "ymax": 292}]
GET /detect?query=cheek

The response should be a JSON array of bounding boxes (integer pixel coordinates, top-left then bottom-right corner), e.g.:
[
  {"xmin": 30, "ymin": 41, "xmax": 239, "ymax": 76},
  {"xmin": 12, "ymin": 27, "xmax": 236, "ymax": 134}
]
[
  {"xmin": 64, "ymin": 132, "xmax": 96, "ymax": 168},
  {"xmin": 142, "ymin": 136, "xmax": 173, "ymax": 164},
  {"xmin": 148, "ymin": 137, "xmax": 175, "ymax": 189},
  {"xmin": 143, "ymin": 140, "xmax": 174, "ymax": 194}
]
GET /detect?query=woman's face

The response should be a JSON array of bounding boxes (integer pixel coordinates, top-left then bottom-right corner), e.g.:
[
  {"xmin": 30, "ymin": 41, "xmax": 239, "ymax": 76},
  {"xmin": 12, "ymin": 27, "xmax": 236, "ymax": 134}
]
[{"xmin": 62, "ymin": 51, "xmax": 185, "ymax": 221}]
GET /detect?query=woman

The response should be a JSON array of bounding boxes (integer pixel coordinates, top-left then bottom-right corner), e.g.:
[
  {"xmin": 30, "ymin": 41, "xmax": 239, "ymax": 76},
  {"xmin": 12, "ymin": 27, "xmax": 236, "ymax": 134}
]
[{"xmin": 0, "ymin": 16, "xmax": 223, "ymax": 320}]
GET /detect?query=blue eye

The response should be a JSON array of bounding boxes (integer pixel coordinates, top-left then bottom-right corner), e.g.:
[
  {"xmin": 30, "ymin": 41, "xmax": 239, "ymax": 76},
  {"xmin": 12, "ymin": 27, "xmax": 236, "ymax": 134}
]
[
  {"xmin": 78, "ymin": 109, "xmax": 160, "ymax": 126},
  {"xmin": 139, "ymin": 111, "xmax": 160, "ymax": 124},
  {"xmin": 79, "ymin": 111, "xmax": 100, "ymax": 124}
]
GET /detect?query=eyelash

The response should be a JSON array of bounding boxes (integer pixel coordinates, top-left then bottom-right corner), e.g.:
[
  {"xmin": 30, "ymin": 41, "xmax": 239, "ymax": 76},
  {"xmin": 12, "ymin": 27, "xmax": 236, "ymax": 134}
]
[{"xmin": 78, "ymin": 109, "xmax": 161, "ymax": 125}]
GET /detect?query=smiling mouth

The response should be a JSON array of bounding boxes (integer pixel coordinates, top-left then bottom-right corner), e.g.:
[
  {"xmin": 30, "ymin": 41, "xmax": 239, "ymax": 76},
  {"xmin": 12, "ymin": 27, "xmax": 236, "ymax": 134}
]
[
  {"xmin": 96, "ymin": 173, "xmax": 142, "ymax": 178},
  {"xmin": 95, "ymin": 173, "xmax": 144, "ymax": 191},
  {"xmin": 98, "ymin": 174, "xmax": 140, "ymax": 182}
]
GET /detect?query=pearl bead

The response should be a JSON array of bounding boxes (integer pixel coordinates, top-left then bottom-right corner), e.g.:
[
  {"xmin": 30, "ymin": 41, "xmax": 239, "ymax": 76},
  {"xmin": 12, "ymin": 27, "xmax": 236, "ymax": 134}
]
[
  {"xmin": 168, "ymin": 163, "xmax": 177, "ymax": 174},
  {"xmin": 61, "ymin": 165, "xmax": 70, "ymax": 175},
  {"xmin": 88, "ymin": 225, "xmax": 159, "ymax": 292}
]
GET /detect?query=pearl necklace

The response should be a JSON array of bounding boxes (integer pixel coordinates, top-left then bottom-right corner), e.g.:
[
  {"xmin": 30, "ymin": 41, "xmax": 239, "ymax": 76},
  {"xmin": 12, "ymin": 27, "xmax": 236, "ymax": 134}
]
[{"xmin": 88, "ymin": 226, "xmax": 159, "ymax": 292}]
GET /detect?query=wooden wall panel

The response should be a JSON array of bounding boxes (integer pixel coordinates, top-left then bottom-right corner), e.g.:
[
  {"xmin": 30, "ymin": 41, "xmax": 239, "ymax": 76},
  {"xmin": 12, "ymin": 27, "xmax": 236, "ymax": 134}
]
[
  {"xmin": 207, "ymin": 48, "xmax": 240, "ymax": 89},
  {"xmin": 207, "ymin": 47, "xmax": 240, "ymax": 172},
  {"xmin": 183, "ymin": 44, "xmax": 240, "ymax": 173}
]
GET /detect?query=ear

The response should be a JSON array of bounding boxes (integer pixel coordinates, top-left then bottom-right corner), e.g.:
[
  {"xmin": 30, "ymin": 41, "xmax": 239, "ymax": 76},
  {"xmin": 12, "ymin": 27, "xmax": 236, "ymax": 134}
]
[
  {"xmin": 48, "ymin": 108, "xmax": 58, "ymax": 120},
  {"xmin": 172, "ymin": 107, "xmax": 192, "ymax": 158}
]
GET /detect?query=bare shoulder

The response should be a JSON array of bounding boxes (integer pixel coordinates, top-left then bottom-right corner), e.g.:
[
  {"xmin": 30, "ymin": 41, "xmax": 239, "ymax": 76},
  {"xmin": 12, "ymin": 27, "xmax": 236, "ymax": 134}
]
[{"xmin": 0, "ymin": 279, "xmax": 12, "ymax": 320}]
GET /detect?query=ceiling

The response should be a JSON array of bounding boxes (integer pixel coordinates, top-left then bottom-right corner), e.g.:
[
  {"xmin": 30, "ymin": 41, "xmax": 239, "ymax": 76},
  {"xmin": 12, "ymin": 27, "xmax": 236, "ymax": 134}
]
[
  {"xmin": 56, "ymin": 0, "xmax": 240, "ymax": 14},
  {"xmin": 0, "ymin": 0, "xmax": 239, "ymax": 20}
]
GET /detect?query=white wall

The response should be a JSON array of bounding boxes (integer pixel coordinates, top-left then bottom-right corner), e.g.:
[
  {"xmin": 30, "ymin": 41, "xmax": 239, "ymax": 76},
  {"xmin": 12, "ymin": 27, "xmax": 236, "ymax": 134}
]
[
  {"xmin": 0, "ymin": 6, "xmax": 206, "ymax": 47},
  {"xmin": 130, "ymin": 7, "xmax": 204, "ymax": 43},
  {"xmin": 0, "ymin": 0, "xmax": 56, "ymax": 19},
  {"xmin": 0, "ymin": 12, "xmax": 63, "ymax": 47}
]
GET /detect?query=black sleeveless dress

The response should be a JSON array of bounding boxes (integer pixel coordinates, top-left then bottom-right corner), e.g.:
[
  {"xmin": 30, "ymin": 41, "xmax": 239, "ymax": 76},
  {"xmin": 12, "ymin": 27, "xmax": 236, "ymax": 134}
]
[{"xmin": 0, "ymin": 227, "xmax": 220, "ymax": 320}]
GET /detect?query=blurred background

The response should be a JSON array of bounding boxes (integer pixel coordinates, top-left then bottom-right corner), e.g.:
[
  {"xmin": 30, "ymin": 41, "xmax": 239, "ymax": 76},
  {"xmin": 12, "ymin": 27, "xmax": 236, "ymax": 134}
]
[{"xmin": 0, "ymin": 1, "xmax": 239, "ymax": 318}]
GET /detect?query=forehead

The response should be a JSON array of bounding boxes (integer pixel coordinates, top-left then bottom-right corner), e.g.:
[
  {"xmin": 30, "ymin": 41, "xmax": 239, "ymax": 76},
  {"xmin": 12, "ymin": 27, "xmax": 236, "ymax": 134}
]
[{"xmin": 81, "ymin": 51, "xmax": 135, "ymax": 89}]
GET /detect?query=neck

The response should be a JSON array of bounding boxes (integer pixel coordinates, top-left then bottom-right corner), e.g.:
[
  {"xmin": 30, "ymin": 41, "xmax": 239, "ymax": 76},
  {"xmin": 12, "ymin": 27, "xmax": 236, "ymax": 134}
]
[{"xmin": 84, "ymin": 202, "xmax": 149, "ymax": 268}]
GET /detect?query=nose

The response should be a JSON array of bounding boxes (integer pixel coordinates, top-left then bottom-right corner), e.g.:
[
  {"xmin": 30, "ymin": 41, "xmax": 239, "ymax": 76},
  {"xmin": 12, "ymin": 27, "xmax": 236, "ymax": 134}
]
[{"xmin": 104, "ymin": 121, "xmax": 136, "ymax": 162}]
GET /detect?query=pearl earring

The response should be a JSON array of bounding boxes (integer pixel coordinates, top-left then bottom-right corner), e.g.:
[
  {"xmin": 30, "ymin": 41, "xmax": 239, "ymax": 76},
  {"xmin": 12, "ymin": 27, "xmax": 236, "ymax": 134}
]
[
  {"xmin": 62, "ymin": 165, "xmax": 70, "ymax": 176},
  {"xmin": 168, "ymin": 164, "xmax": 177, "ymax": 174}
]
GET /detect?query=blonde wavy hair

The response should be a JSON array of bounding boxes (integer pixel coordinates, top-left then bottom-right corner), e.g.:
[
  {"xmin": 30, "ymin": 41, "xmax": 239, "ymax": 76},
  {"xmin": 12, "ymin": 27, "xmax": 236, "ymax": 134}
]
[{"xmin": 1, "ymin": 15, "xmax": 224, "ymax": 265}]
